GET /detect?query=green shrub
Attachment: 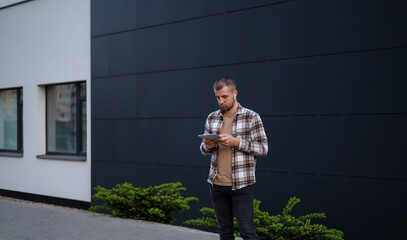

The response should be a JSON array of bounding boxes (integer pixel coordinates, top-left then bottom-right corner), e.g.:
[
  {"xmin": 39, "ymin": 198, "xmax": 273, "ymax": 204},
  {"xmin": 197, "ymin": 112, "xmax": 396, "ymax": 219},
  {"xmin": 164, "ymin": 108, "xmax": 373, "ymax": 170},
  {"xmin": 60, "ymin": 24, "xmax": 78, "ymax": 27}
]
[
  {"xmin": 184, "ymin": 197, "xmax": 344, "ymax": 240},
  {"xmin": 89, "ymin": 182, "xmax": 198, "ymax": 224}
]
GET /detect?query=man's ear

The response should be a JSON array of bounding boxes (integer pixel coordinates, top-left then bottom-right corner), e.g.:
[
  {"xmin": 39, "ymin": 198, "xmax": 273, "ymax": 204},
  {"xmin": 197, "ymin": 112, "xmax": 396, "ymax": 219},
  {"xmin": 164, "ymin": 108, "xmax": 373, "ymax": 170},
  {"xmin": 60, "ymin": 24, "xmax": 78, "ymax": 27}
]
[{"xmin": 233, "ymin": 90, "xmax": 238, "ymax": 98}]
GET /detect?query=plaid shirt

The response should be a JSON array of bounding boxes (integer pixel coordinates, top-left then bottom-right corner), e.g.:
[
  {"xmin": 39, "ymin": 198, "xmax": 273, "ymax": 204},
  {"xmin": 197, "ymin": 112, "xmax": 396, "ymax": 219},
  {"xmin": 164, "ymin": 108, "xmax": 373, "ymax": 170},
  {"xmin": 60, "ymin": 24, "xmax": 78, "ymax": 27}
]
[{"xmin": 200, "ymin": 104, "xmax": 268, "ymax": 190}]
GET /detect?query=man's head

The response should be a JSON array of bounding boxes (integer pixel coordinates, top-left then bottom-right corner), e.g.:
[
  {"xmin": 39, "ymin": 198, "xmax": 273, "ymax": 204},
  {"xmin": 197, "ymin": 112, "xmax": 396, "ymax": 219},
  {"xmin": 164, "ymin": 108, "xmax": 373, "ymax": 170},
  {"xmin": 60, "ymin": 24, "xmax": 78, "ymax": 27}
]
[
  {"xmin": 213, "ymin": 76, "xmax": 236, "ymax": 92},
  {"xmin": 213, "ymin": 76, "xmax": 238, "ymax": 113}
]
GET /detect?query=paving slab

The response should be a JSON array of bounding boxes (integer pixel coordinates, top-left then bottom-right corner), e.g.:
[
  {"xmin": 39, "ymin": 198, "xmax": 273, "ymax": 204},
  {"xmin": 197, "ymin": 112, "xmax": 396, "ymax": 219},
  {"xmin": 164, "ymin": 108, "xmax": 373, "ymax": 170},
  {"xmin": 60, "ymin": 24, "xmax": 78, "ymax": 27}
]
[{"xmin": 0, "ymin": 197, "xmax": 223, "ymax": 240}]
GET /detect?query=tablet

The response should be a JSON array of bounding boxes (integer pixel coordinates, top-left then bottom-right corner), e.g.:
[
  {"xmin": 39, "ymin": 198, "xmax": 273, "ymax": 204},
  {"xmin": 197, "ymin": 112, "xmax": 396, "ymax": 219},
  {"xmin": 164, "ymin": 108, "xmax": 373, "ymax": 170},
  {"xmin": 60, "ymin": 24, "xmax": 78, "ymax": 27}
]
[{"xmin": 198, "ymin": 134, "xmax": 221, "ymax": 140}]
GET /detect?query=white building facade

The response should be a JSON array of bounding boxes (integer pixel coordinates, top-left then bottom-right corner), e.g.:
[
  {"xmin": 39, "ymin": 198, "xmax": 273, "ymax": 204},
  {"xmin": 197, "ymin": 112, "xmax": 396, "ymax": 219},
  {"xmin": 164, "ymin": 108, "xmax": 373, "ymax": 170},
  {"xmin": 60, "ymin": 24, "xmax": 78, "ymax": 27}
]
[{"xmin": 0, "ymin": 0, "xmax": 91, "ymax": 203}]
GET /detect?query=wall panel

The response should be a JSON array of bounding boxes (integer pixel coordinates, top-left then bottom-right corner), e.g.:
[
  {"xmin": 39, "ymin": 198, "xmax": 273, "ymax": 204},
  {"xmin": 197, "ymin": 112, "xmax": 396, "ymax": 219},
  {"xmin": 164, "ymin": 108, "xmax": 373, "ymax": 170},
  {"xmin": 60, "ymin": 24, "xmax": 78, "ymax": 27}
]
[{"xmin": 91, "ymin": 0, "xmax": 407, "ymax": 238}]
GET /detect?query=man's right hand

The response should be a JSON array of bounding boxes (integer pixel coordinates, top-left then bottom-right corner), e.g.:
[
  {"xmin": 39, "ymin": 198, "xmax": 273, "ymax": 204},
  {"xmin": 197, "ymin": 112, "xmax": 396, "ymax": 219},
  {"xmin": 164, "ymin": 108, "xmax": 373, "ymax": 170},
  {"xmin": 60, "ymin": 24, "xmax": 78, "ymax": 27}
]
[{"xmin": 204, "ymin": 139, "xmax": 218, "ymax": 149}]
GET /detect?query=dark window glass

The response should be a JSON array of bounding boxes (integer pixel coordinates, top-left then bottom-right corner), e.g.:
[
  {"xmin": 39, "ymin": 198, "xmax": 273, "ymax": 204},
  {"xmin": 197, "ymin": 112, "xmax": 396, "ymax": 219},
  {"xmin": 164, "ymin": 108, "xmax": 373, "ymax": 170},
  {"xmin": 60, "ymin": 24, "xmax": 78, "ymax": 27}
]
[
  {"xmin": 47, "ymin": 83, "xmax": 86, "ymax": 155},
  {"xmin": 0, "ymin": 88, "xmax": 23, "ymax": 152}
]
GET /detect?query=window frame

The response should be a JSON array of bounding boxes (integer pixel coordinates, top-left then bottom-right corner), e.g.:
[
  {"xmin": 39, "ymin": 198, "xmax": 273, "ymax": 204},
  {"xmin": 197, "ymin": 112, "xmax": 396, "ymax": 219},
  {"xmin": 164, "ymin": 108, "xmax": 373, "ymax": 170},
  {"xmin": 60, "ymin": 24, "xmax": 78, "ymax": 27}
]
[
  {"xmin": 0, "ymin": 87, "xmax": 23, "ymax": 155},
  {"xmin": 45, "ymin": 82, "xmax": 86, "ymax": 157}
]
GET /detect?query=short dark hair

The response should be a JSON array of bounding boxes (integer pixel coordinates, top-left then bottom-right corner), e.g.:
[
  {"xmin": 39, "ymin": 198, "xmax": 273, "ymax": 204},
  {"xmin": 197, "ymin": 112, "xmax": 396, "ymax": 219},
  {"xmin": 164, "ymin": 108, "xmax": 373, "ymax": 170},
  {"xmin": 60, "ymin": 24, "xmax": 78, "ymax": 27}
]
[{"xmin": 213, "ymin": 76, "xmax": 236, "ymax": 92}]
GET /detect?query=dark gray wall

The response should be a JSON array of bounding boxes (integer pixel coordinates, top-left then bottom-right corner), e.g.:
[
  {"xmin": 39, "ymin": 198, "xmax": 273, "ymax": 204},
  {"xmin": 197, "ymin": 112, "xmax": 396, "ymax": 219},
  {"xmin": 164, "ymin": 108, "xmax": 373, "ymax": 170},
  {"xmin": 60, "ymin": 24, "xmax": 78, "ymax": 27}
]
[{"xmin": 91, "ymin": 0, "xmax": 407, "ymax": 239}]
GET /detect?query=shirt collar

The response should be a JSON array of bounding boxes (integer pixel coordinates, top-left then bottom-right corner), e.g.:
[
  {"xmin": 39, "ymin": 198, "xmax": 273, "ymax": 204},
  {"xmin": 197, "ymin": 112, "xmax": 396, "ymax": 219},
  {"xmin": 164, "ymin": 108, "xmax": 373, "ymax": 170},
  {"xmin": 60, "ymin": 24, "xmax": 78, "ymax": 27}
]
[{"xmin": 217, "ymin": 103, "xmax": 243, "ymax": 117}]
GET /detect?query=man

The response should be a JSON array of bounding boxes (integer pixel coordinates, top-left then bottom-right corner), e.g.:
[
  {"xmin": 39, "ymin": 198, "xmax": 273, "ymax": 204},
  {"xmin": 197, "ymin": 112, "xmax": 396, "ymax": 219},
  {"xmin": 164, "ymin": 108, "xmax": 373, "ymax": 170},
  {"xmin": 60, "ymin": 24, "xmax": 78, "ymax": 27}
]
[{"xmin": 200, "ymin": 76, "xmax": 268, "ymax": 240}]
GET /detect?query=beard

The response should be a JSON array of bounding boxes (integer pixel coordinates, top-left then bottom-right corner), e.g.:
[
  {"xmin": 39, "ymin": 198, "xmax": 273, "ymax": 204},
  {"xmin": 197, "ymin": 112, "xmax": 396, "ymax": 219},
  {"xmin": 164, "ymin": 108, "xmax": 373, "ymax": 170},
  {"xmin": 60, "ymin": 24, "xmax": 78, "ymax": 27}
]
[{"xmin": 220, "ymin": 98, "xmax": 236, "ymax": 113}]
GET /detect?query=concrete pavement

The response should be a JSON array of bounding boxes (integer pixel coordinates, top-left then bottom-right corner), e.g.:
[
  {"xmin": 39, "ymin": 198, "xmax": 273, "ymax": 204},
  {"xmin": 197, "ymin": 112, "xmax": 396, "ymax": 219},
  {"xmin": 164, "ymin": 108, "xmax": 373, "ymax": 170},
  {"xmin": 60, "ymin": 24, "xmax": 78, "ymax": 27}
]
[{"xmin": 0, "ymin": 197, "xmax": 223, "ymax": 240}]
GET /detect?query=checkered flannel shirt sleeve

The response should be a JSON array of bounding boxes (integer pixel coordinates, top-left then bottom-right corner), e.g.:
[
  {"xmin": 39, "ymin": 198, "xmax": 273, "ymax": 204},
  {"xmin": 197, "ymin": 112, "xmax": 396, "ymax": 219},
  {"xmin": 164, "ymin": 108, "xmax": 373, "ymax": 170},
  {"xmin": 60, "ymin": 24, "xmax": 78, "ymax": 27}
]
[
  {"xmin": 200, "ymin": 112, "xmax": 220, "ymax": 155},
  {"xmin": 237, "ymin": 112, "xmax": 268, "ymax": 157}
]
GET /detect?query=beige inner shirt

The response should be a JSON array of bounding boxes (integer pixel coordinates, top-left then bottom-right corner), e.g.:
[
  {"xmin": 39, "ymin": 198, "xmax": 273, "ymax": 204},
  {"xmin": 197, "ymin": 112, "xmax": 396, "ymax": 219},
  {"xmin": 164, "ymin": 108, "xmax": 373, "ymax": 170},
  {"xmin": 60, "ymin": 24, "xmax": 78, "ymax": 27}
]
[{"xmin": 213, "ymin": 114, "xmax": 233, "ymax": 186}]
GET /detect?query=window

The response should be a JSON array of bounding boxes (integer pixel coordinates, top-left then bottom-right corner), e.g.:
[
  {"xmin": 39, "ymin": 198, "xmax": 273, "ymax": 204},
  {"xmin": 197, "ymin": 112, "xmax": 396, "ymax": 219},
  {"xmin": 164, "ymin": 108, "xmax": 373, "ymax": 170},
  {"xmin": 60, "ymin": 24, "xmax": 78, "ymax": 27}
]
[
  {"xmin": 46, "ymin": 82, "xmax": 86, "ymax": 155},
  {"xmin": 0, "ymin": 88, "xmax": 23, "ymax": 153}
]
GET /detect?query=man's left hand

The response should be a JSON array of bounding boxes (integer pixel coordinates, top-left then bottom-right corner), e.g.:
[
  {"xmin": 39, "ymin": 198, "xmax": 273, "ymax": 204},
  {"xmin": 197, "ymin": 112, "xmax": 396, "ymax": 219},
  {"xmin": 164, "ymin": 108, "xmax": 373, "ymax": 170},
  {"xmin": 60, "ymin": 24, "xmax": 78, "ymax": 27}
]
[{"xmin": 218, "ymin": 134, "xmax": 240, "ymax": 147}]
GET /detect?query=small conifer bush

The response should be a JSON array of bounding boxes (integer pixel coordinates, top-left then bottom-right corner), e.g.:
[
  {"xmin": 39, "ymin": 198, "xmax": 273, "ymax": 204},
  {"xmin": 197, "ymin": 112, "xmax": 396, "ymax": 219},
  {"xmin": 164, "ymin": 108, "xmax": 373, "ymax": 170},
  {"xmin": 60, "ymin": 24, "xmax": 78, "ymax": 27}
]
[
  {"xmin": 89, "ymin": 182, "xmax": 198, "ymax": 224},
  {"xmin": 184, "ymin": 197, "xmax": 344, "ymax": 240}
]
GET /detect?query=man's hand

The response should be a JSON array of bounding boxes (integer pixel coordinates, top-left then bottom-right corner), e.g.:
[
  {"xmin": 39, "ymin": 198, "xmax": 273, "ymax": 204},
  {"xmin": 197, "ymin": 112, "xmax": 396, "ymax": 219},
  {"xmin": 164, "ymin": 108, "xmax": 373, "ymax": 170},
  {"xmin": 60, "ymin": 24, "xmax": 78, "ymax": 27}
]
[
  {"xmin": 204, "ymin": 139, "xmax": 218, "ymax": 150},
  {"xmin": 218, "ymin": 134, "xmax": 240, "ymax": 147}
]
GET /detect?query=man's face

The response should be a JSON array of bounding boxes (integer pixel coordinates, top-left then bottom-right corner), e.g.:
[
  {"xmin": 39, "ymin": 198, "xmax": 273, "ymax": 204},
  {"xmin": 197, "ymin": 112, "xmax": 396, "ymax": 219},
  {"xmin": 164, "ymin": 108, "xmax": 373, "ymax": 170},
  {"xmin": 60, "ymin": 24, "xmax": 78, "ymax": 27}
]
[{"xmin": 214, "ymin": 86, "xmax": 237, "ymax": 113}]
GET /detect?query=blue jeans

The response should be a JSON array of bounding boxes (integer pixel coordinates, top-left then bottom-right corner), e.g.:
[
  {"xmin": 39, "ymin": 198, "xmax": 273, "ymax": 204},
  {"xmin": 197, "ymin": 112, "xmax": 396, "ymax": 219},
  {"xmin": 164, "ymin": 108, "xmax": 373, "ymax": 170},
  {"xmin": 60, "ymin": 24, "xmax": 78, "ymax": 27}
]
[{"xmin": 210, "ymin": 184, "xmax": 258, "ymax": 240}]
